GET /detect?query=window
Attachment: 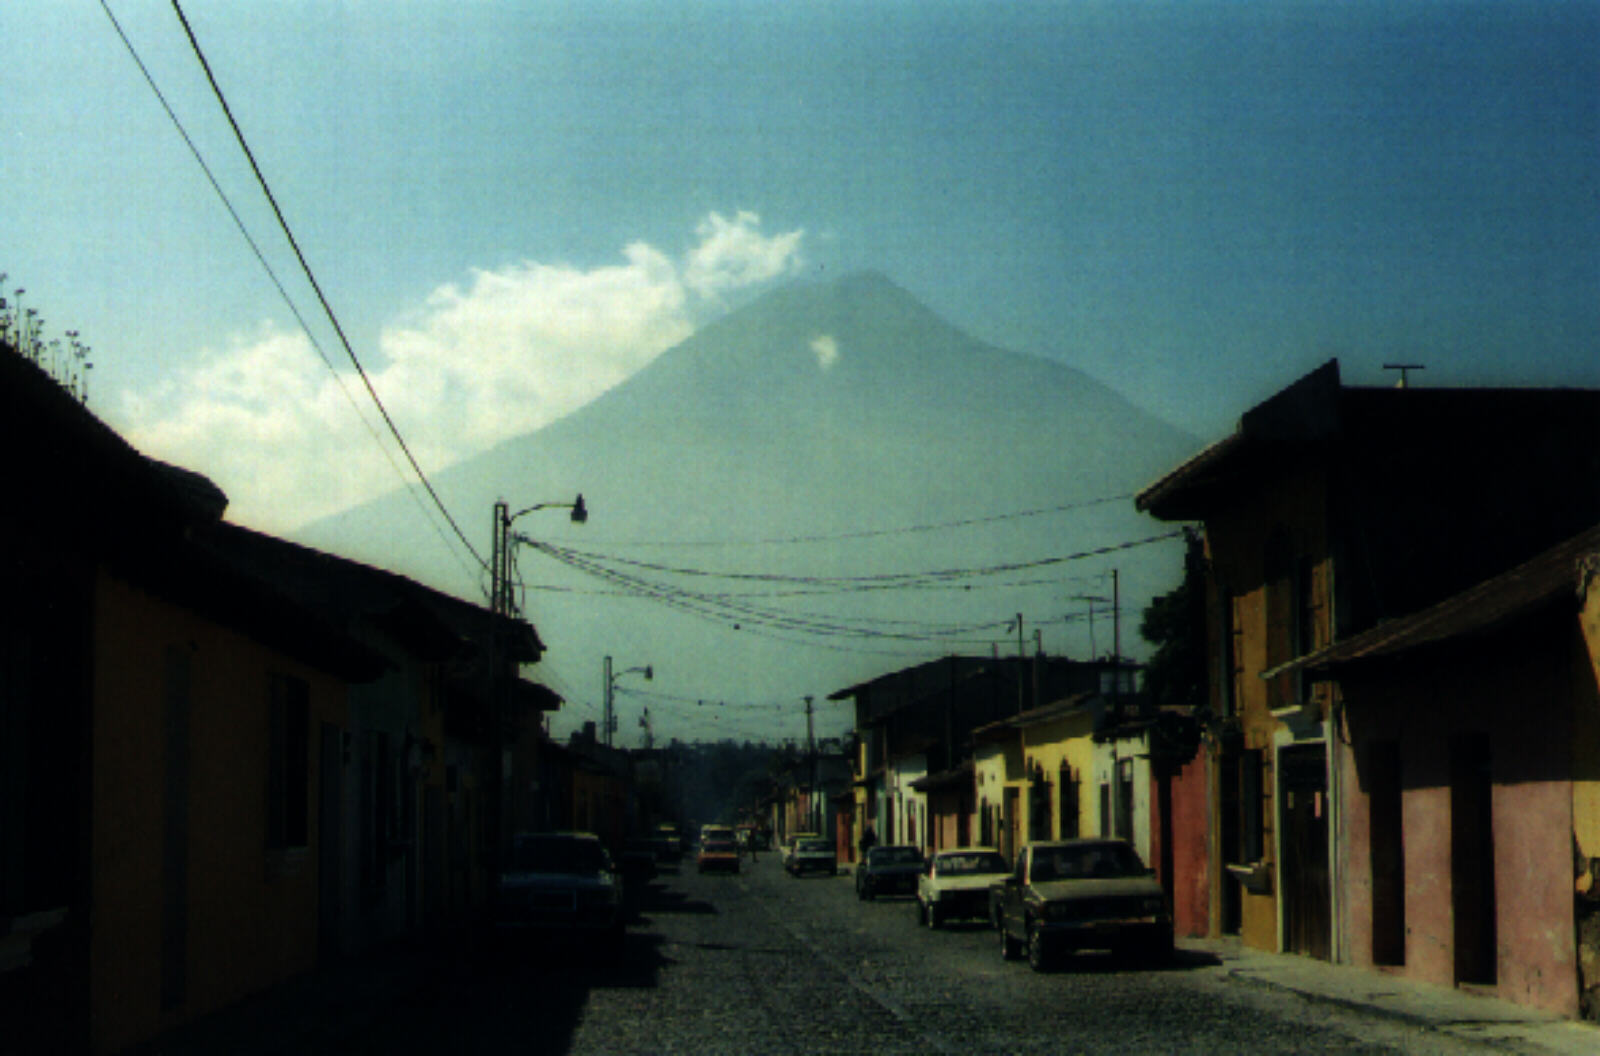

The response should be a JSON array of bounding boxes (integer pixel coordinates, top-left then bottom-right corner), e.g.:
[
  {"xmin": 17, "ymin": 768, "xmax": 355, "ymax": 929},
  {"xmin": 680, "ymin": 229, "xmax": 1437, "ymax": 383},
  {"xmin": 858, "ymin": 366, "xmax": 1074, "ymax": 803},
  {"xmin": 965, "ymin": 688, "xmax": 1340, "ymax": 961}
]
[
  {"xmin": 1219, "ymin": 587, "xmax": 1241, "ymax": 720},
  {"xmin": 1028, "ymin": 763, "xmax": 1052, "ymax": 842},
  {"xmin": 1238, "ymin": 748, "xmax": 1265, "ymax": 863},
  {"xmin": 1115, "ymin": 758, "xmax": 1134, "ymax": 841},
  {"xmin": 1264, "ymin": 530, "xmax": 1296, "ymax": 709},
  {"xmin": 267, "ymin": 674, "xmax": 311, "ymax": 849},
  {"xmin": 1058, "ymin": 762, "xmax": 1080, "ymax": 839}
]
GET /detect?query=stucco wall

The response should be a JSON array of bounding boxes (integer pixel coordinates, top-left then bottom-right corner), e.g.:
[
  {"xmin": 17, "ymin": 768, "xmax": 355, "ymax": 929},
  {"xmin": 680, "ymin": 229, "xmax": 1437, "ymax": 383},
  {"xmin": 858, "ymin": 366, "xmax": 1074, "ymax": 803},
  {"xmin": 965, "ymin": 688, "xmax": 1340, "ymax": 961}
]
[
  {"xmin": 1169, "ymin": 748, "xmax": 1212, "ymax": 938},
  {"xmin": 1019, "ymin": 710, "xmax": 1095, "ymax": 841},
  {"xmin": 1340, "ymin": 617, "xmax": 1580, "ymax": 1017},
  {"xmin": 92, "ymin": 572, "xmax": 344, "ymax": 1054},
  {"xmin": 1204, "ymin": 467, "xmax": 1331, "ymax": 954}
]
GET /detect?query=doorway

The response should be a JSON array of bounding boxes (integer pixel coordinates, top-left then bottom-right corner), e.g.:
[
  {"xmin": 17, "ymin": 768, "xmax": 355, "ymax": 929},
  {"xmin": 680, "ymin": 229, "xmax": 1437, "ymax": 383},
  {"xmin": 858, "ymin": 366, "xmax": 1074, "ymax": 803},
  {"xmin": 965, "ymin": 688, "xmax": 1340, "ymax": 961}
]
[
  {"xmin": 1279, "ymin": 743, "xmax": 1331, "ymax": 960},
  {"xmin": 1450, "ymin": 734, "xmax": 1496, "ymax": 985}
]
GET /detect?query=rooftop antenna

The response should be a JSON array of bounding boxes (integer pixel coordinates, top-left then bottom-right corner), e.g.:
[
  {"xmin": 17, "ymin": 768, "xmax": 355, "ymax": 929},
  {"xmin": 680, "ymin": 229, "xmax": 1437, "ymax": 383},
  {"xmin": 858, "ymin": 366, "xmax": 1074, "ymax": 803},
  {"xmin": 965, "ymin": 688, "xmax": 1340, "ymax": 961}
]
[{"xmin": 1382, "ymin": 363, "xmax": 1425, "ymax": 389}]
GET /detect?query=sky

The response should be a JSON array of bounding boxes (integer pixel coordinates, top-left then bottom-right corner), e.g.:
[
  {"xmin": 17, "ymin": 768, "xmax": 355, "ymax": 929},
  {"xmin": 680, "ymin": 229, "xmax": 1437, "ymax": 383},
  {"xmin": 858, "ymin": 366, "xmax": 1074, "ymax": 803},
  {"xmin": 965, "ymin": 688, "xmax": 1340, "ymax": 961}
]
[{"xmin": 5, "ymin": 1, "xmax": 1597, "ymax": 741}]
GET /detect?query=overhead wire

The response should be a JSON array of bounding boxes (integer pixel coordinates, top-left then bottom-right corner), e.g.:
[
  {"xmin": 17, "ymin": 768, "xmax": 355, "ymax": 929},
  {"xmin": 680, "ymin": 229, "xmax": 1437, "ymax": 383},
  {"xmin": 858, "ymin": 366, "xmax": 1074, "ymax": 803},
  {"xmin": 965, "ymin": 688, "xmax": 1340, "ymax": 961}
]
[
  {"xmin": 595, "ymin": 493, "xmax": 1140, "ymax": 548},
  {"xmin": 166, "ymin": 0, "xmax": 485, "ymax": 571},
  {"xmin": 98, "ymin": 0, "xmax": 480, "ymax": 588}
]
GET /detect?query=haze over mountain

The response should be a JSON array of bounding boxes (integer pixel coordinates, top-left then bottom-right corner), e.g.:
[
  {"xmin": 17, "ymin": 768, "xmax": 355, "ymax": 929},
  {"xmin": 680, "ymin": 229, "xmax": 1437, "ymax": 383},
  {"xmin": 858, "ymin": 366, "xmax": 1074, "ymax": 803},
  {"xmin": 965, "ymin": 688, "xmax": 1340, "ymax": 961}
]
[{"xmin": 297, "ymin": 273, "xmax": 1199, "ymax": 744}]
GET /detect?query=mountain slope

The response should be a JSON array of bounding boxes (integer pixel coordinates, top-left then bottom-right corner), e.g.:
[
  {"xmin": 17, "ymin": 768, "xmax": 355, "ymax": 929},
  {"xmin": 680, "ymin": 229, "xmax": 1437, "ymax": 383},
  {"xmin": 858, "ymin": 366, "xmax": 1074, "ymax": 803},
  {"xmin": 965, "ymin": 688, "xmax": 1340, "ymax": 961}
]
[{"xmin": 295, "ymin": 273, "xmax": 1199, "ymax": 739}]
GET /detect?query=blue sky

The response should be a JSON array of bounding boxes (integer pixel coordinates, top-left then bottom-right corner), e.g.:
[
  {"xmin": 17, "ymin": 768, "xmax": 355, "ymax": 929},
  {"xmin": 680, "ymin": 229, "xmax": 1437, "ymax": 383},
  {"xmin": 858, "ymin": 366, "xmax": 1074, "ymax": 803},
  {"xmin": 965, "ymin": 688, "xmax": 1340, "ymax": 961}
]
[{"xmin": 10, "ymin": 4, "xmax": 1596, "ymax": 473}]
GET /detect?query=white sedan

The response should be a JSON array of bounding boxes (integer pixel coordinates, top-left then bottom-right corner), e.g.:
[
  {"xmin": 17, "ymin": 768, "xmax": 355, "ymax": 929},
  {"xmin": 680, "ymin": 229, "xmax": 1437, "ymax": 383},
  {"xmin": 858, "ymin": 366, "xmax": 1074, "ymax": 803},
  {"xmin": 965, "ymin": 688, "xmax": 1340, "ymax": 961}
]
[{"xmin": 916, "ymin": 847, "xmax": 1009, "ymax": 928}]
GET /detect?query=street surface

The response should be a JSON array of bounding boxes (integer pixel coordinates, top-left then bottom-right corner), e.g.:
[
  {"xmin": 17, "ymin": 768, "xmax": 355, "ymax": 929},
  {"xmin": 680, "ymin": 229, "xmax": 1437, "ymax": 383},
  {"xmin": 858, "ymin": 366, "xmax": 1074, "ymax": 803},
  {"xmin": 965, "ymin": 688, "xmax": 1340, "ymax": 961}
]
[{"xmin": 141, "ymin": 854, "xmax": 1563, "ymax": 1055}]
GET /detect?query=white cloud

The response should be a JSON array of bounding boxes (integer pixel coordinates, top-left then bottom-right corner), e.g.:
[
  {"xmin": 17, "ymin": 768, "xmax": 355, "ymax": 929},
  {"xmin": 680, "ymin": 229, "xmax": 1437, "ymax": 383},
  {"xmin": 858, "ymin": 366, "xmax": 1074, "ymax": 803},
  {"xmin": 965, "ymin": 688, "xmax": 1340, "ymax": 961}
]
[
  {"xmin": 811, "ymin": 334, "xmax": 840, "ymax": 371},
  {"xmin": 683, "ymin": 210, "xmax": 805, "ymax": 298},
  {"xmin": 120, "ymin": 212, "xmax": 805, "ymax": 533}
]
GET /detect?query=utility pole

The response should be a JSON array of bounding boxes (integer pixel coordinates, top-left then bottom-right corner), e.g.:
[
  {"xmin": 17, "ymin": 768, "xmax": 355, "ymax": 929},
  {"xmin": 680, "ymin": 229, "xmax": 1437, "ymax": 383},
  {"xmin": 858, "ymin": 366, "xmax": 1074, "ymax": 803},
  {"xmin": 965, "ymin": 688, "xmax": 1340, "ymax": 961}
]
[
  {"xmin": 1014, "ymin": 613, "xmax": 1026, "ymax": 714},
  {"xmin": 1111, "ymin": 568, "xmax": 1124, "ymax": 719},
  {"xmin": 804, "ymin": 695, "xmax": 818, "ymax": 831},
  {"xmin": 603, "ymin": 654, "xmax": 614, "ymax": 748}
]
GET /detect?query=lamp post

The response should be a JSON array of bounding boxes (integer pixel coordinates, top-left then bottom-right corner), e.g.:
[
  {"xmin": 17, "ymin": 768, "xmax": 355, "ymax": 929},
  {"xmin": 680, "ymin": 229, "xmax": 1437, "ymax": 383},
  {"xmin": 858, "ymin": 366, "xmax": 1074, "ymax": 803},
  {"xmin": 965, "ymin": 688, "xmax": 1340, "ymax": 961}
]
[
  {"xmin": 603, "ymin": 656, "xmax": 653, "ymax": 749},
  {"xmin": 486, "ymin": 494, "xmax": 586, "ymax": 860},
  {"xmin": 491, "ymin": 494, "xmax": 587, "ymax": 617}
]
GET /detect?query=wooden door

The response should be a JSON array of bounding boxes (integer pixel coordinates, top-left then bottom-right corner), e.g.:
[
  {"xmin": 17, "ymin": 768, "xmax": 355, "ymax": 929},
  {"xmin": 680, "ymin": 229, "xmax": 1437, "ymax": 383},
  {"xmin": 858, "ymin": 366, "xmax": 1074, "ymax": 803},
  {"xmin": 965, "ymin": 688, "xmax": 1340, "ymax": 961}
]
[{"xmin": 1279, "ymin": 744, "xmax": 1331, "ymax": 960}]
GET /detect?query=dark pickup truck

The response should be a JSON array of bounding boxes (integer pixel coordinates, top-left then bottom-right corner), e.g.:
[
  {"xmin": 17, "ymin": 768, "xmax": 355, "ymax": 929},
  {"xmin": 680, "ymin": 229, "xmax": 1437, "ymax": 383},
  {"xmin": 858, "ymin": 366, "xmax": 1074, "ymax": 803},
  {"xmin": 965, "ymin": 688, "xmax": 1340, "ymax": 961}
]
[{"xmin": 994, "ymin": 838, "xmax": 1172, "ymax": 971}]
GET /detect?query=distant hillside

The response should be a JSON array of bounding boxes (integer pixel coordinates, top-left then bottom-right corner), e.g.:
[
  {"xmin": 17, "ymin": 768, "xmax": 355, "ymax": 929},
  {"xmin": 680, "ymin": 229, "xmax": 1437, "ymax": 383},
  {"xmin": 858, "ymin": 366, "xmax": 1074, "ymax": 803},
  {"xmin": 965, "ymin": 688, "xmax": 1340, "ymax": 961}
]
[{"xmin": 296, "ymin": 273, "xmax": 1199, "ymax": 739}]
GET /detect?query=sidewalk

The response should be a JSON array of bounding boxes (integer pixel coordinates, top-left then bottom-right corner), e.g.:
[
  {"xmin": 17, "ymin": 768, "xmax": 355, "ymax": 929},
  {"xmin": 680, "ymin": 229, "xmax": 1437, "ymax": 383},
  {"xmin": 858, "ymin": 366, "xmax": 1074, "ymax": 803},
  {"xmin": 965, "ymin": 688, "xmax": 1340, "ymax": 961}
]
[{"xmin": 1182, "ymin": 937, "xmax": 1600, "ymax": 1055}]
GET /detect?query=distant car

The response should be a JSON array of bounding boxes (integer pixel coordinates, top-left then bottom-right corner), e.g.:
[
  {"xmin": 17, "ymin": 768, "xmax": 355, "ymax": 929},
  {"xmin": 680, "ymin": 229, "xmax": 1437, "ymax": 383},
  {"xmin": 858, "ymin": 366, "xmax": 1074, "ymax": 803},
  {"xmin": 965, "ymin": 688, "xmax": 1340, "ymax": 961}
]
[
  {"xmin": 787, "ymin": 836, "xmax": 837, "ymax": 877},
  {"xmin": 697, "ymin": 838, "xmax": 741, "ymax": 874},
  {"xmin": 492, "ymin": 832, "xmax": 624, "ymax": 954},
  {"xmin": 855, "ymin": 845, "xmax": 924, "ymax": 900},
  {"xmin": 995, "ymin": 839, "xmax": 1172, "ymax": 971},
  {"xmin": 701, "ymin": 823, "xmax": 735, "ymax": 846},
  {"xmin": 780, "ymin": 832, "xmax": 819, "ymax": 869},
  {"xmin": 653, "ymin": 824, "xmax": 683, "ymax": 863},
  {"xmin": 916, "ymin": 847, "xmax": 1009, "ymax": 927}
]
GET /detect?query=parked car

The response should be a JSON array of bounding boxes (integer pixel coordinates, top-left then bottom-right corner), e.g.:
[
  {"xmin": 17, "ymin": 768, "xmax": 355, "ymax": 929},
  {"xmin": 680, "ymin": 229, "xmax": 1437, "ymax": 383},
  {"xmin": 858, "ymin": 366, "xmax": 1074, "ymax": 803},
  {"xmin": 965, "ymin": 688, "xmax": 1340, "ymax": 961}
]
[
  {"xmin": 786, "ymin": 836, "xmax": 837, "ymax": 877},
  {"xmin": 916, "ymin": 847, "xmax": 1009, "ymax": 927},
  {"xmin": 700, "ymin": 823, "xmax": 735, "ymax": 847},
  {"xmin": 855, "ymin": 845, "xmax": 924, "ymax": 900},
  {"xmin": 492, "ymin": 832, "xmax": 624, "ymax": 954},
  {"xmin": 780, "ymin": 832, "xmax": 819, "ymax": 869},
  {"xmin": 994, "ymin": 838, "xmax": 1171, "ymax": 971},
  {"xmin": 697, "ymin": 837, "xmax": 741, "ymax": 874}
]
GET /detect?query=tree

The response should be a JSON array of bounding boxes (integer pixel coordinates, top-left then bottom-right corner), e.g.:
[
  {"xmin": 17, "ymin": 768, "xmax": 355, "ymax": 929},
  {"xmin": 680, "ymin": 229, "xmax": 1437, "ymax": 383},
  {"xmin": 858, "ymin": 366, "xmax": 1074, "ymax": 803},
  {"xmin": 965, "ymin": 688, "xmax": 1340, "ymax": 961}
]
[{"xmin": 1139, "ymin": 527, "xmax": 1208, "ymax": 711}]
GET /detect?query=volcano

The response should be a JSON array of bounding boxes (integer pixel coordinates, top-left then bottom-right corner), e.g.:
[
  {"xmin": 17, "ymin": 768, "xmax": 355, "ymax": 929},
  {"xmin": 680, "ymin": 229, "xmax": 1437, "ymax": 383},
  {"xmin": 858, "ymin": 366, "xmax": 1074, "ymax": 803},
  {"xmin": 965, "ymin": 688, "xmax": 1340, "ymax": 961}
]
[{"xmin": 296, "ymin": 273, "xmax": 1199, "ymax": 743}]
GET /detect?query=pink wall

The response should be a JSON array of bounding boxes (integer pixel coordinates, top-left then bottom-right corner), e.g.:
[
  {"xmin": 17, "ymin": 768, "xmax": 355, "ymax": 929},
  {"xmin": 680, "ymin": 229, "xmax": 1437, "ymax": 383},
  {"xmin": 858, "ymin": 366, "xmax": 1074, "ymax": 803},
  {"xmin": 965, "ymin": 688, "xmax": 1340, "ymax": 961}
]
[
  {"xmin": 1168, "ymin": 750, "xmax": 1212, "ymax": 938},
  {"xmin": 1338, "ymin": 616, "xmax": 1580, "ymax": 1017}
]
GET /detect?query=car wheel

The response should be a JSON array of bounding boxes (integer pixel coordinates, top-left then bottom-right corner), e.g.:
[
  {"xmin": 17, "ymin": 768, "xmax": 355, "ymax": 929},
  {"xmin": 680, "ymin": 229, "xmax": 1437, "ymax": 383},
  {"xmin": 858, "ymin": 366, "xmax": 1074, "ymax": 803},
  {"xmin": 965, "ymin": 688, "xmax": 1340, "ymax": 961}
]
[
  {"xmin": 1026, "ymin": 922, "xmax": 1050, "ymax": 972},
  {"xmin": 999, "ymin": 920, "xmax": 1021, "ymax": 961}
]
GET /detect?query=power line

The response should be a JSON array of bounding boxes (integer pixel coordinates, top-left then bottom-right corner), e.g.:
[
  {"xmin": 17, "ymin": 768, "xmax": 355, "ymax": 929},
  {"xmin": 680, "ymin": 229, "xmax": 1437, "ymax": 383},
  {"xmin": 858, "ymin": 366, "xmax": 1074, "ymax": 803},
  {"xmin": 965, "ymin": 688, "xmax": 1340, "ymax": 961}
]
[
  {"xmin": 596, "ymin": 493, "xmax": 1140, "ymax": 548},
  {"xmin": 533, "ymin": 531, "xmax": 1182, "ymax": 588},
  {"xmin": 98, "ymin": 0, "xmax": 479, "ymax": 588},
  {"xmin": 168, "ymin": 0, "xmax": 484, "ymax": 570}
]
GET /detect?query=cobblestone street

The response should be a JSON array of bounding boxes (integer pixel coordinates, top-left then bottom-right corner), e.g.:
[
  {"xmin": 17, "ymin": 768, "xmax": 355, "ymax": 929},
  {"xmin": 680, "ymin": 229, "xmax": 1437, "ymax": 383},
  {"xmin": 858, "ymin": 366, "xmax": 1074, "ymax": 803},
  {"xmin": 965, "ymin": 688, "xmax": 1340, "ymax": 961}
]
[{"xmin": 135, "ymin": 855, "xmax": 1583, "ymax": 1055}]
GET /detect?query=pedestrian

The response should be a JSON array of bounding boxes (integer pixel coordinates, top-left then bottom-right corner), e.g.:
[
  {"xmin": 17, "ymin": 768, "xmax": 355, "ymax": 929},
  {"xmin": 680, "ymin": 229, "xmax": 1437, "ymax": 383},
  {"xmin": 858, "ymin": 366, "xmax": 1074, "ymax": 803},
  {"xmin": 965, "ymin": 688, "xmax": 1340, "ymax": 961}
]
[{"xmin": 859, "ymin": 823, "xmax": 877, "ymax": 861}]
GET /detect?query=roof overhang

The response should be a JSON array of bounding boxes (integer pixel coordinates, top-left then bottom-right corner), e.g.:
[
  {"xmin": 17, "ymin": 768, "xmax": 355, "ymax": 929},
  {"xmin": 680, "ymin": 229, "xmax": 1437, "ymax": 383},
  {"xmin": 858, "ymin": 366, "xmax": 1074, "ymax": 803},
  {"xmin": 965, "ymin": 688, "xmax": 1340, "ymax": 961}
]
[{"xmin": 1263, "ymin": 522, "xmax": 1600, "ymax": 680}]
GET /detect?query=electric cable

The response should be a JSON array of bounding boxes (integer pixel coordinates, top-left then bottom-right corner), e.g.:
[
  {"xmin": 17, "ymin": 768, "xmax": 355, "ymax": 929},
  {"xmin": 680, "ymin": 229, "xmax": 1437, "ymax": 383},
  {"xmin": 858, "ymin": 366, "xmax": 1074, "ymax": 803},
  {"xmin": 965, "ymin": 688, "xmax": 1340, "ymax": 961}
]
[
  {"xmin": 100, "ymin": 0, "xmax": 480, "ymax": 586},
  {"xmin": 168, "ymin": 0, "xmax": 484, "ymax": 570}
]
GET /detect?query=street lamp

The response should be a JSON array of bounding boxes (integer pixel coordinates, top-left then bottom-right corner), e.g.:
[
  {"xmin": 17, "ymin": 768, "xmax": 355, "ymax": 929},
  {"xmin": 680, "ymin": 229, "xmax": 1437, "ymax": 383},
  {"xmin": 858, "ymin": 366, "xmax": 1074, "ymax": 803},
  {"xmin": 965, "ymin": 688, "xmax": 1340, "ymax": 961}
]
[
  {"xmin": 604, "ymin": 656, "xmax": 653, "ymax": 749},
  {"xmin": 491, "ymin": 493, "xmax": 586, "ymax": 616},
  {"xmin": 486, "ymin": 493, "xmax": 585, "ymax": 862}
]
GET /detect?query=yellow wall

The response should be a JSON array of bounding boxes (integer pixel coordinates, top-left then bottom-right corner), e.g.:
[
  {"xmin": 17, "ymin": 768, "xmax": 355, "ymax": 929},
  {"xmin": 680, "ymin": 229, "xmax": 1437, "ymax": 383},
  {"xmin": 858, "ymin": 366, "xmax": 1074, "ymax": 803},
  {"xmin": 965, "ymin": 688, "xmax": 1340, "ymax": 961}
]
[
  {"xmin": 1205, "ymin": 465, "xmax": 1332, "ymax": 952},
  {"xmin": 91, "ymin": 571, "xmax": 346, "ymax": 1054},
  {"xmin": 1020, "ymin": 710, "xmax": 1096, "ymax": 842},
  {"xmin": 1574, "ymin": 565, "xmax": 1600, "ymax": 867}
]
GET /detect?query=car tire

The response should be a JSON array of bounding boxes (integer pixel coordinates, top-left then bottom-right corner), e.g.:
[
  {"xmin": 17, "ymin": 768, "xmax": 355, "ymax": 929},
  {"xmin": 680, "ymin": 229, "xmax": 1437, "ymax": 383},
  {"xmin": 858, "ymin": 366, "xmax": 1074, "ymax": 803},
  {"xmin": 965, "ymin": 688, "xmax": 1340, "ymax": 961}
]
[
  {"xmin": 1000, "ymin": 921, "xmax": 1021, "ymax": 961},
  {"xmin": 1026, "ymin": 922, "xmax": 1050, "ymax": 972}
]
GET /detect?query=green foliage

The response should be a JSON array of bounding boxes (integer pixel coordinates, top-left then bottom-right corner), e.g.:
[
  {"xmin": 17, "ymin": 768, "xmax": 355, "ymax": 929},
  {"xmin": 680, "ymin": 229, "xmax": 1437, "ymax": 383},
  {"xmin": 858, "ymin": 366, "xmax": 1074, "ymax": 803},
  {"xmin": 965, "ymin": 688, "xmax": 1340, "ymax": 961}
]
[{"xmin": 1139, "ymin": 527, "xmax": 1208, "ymax": 710}]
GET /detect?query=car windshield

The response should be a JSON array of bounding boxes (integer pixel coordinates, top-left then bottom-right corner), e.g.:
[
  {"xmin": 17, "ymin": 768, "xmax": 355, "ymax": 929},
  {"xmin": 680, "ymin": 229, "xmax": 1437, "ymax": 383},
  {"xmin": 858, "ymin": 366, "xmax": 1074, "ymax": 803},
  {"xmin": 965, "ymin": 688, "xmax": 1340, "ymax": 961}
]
[
  {"xmin": 797, "ymin": 839, "xmax": 830, "ymax": 852},
  {"xmin": 871, "ymin": 846, "xmax": 922, "ymax": 865},
  {"xmin": 1030, "ymin": 843, "xmax": 1145, "ymax": 882},
  {"xmin": 935, "ymin": 851, "xmax": 1008, "ymax": 875},
  {"xmin": 509, "ymin": 836, "xmax": 607, "ymax": 874}
]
